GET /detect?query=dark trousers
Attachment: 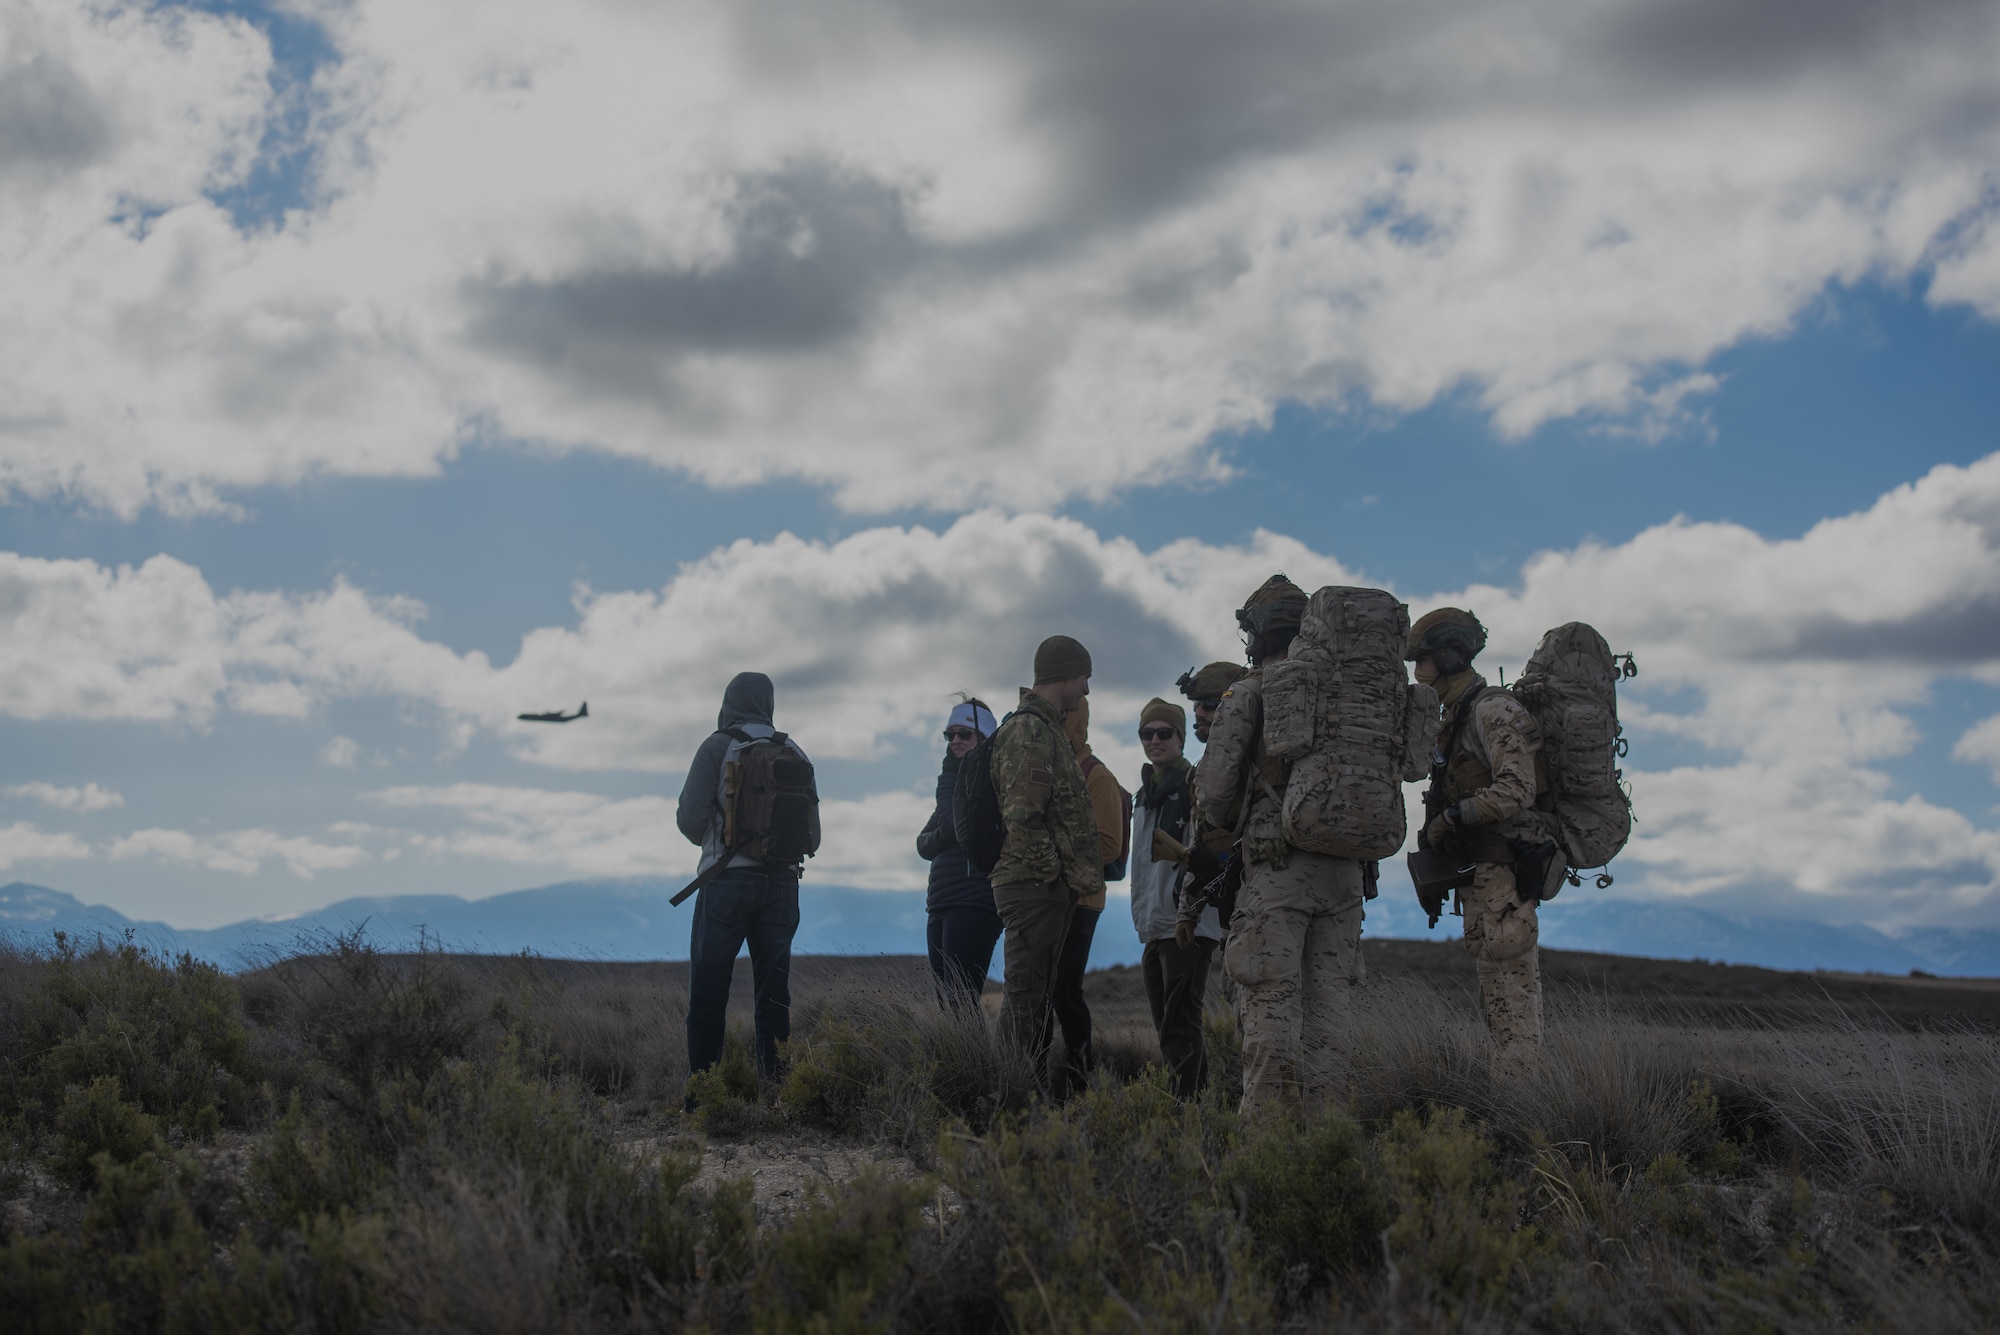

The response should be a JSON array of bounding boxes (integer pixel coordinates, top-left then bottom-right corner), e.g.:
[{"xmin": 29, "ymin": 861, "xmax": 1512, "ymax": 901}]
[
  {"xmin": 686, "ymin": 865, "xmax": 800, "ymax": 1083},
  {"xmin": 1143, "ymin": 935, "xmax": 1216, "ymax": 1097},
  {"xmin": 927, "ymin": 906, "xmax": 1004, "ymax": 1010},
  {"xmin": 1041, "ymin": 905, "xmax": 1101, "ymax": 1088},
  {"xmin": 993, "ymin": 880, "xmax": 1072, "ymax": 1083}
]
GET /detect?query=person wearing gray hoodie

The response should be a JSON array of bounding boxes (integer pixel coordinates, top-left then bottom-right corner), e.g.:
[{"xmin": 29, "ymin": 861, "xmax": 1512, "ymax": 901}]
[{"xmin": 676, "ymin": 672, "xmax": 820, "ymax": 1089}]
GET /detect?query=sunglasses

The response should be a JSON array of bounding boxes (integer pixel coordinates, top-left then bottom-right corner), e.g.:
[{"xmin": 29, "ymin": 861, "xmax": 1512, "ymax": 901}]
[
  {"xmin": 943, "ymin": 727, "xmax": 979, "ymax": 742},
  {"xmin": 1138, "ymin": 726, "xmax": 1180, "ymax": 742},
  {"xmin": 1191, "ymin": 697, "xmax": 1223, "ymax": 711}
]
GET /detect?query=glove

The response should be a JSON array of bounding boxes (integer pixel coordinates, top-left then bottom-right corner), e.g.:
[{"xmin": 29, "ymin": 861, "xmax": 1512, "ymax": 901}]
[
  {"xmin": 1174, "ymin": 919, "xmax": 1197, "ymax": 950},
  {"xmin": 1423, "ymin": 804, "xmax": 1462, "ymax": 848}
]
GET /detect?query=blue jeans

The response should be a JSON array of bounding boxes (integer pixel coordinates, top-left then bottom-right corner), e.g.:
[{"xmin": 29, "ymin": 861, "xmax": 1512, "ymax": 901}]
[
  {"xmin": 686, "ymin": 865, "xmax": 800, "ymax": 1082},
  {"xmin": 927, "ymin": 906, "xmax": 1003, "ymax": 1010}
]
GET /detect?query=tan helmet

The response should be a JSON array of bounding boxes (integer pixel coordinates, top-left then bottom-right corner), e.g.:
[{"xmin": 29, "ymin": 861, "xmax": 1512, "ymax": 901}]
[
  {"xmin": 1405, "ymin": 607, "xmax": 1486, "ymax": 663},
  {"xmin": 1177, "ymin": 660, "xmax": 1249, "ymax": 702},
  {"xmin": 1235, "ymin": 573, "xmax": 1309, "ymax": 639}
]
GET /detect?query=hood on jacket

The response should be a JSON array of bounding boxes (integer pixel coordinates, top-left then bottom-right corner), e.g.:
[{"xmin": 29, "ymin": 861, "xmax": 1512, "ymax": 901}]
[
  {"xmin": 717, "ymin": 672, "xmax": 776, "ymax": 731},
  {"xmin": 1064, "ymin": 695, "xmax": 1091, "ymax": 759}
]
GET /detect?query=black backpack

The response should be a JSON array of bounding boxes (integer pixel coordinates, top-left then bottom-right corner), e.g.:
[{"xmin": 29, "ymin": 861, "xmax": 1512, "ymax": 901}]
[{"xmin": 952, "ymin": 714, "xmax": 1008, "ymax": 875}]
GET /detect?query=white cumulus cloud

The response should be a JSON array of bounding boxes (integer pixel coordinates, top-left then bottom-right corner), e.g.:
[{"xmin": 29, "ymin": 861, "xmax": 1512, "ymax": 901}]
[
  {"xmin": 4, "ymin": 0, "xmax": 1999, "ymax": 513},
  {"xmin": 1956, "ymin": 715, "xmax": 2000, "ymax": 788},
  {"xmin": 363, "ymin": 781, "xmax": 934, "ymax": 891},
  {"xmin": 0, "ymin": 821, "xmax": 92, "ymax": 871},
  {"xmin": 318, "ymin": 735, "xmax": 361, "ymax": 768},
  {"xmin": 107, "ymin": 827, "xmax": 370, "ymax": 877},
  {"xmin": 4, "ymin": 781, "xmax": 124, "ymax": 811},
  {"xmin": 364, "ymin": 783, "xmax": 681, "ymax": 879},
  {"xmin": 7, "ymin": 450, "xmax": 2000, "ymax": 924}
]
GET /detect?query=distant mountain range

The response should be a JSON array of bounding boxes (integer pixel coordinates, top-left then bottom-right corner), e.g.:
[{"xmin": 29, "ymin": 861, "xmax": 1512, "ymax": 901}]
[
  {"xmin": 0, "ymin": 880, "xmax": 937, "ymax": 969},
  {"xmin": 3, "ymin": 879, "xmax": 1996, "ymax": 978}
]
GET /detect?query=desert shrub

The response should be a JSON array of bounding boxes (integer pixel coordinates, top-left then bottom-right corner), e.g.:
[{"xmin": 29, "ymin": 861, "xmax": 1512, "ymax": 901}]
[
  {"xmin": 777, "ymin": 991, "xmax": 1037, "ymax": 1146},
  {"xmin": 3, "ymin": 933, "xmax": 256, "ymax": 1139},
  {"xmin": 939, "ymin": 1073, "xmax": 1274, "ymax": 1334},
  {"xmin": 51, "ymin": 1074, "xmax": 159, "ymax": 1189},
  {"xmin": 484, "ymin": 953, "xmax": 690, "ymax": 1102},
  {"xmin": 689, "ymin": 1031, "xmax": 782, "ymax": 1136},
  {"xmin": 241, "ymin": 929, "xmax": 475, "ymax": 1103},
  {"xmin": 251, "ymin": 1091, "xmax": 387, "ymax": 1230},
  {"xmin": 1377, "ymin": 1106, "xmax": 1549, "ymax": 1317},
  {"xmin": 15, "ymin": 940, "xmax": 2000, "ymax": 1333},
  {"xmin": 780, "ymin": 1016, "xmax": 889, "ymax": 1132},
  {"xmin": 1220, "ymin": 1108, "xmax": 1387, "ymax": 1291},
  {"xmin": 752, "ymin": 1169, "xmax": 932, "ymax": 1334},
  {"xmin": 0, "ymin": 1146, "xmax": 330, "ymax": 1334}
]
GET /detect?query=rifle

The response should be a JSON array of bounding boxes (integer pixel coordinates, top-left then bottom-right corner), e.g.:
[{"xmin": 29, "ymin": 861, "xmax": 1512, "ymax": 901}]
[
  {"xmin": 1184, "ymin": 849, "xmax": 1243, "ymax": 929},
  {"xmin": 1406, "ymin": 847, "xmax": 1475, "ymax": 929}
]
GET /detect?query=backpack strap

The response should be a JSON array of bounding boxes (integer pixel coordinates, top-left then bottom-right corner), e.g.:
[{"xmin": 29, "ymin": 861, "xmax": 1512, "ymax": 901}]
[{"xmin": 1439, "ymin": 681, "xmax": 1487, "ymax": 767}]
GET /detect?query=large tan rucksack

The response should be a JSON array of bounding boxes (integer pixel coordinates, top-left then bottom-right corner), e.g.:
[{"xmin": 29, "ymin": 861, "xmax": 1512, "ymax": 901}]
[
  {"xmin": 1262, "ymin": 586, "xmax": 1436, "ymax": 860},
  {"xmin": 1510, "ymin": 622, "xmax": 1633, "ymax": 876}
]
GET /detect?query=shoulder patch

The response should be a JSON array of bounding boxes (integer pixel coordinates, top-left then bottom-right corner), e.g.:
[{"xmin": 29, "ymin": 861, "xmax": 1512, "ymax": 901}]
[{"xmin": 1220, "ymin": 687, "xmax": 1238, "ymax": 699}]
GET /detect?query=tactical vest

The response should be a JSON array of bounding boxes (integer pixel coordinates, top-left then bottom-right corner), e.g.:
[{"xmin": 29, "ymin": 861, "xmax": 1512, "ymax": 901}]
[{"xmin": 1437, "ymin": 683, "xmax": 1548, "ymax": 864}]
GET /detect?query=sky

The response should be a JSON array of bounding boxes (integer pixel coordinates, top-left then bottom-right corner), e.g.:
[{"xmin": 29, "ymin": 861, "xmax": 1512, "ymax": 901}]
[{"xmin": 2, "ymin": 0, "xmax": 1998, "ymax": 946}]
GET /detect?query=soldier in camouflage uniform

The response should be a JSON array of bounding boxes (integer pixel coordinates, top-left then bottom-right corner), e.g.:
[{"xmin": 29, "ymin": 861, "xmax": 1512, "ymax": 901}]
[
  {"xmin": 1190, "ymin": 575, "xmax": 1367, "ymax": 1114},
  {"xmin": 1408, "ymin": 608, "xmax": 1549, "ymax": 1072},
  {"xmin": 1177, "ymin": 661, "xmax": 1249, "ymax": 744},
  {"xmin": 989, "ymin": 634, "xmax": 1106, "ymax": 1085}
]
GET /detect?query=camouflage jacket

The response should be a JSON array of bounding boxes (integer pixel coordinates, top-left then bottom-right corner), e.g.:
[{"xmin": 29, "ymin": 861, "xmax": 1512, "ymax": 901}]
[
  {"xmin": 1191, "ymin": 670, "xmax": 1292, "ymax": 868},
  {"xmin": 1435, "ymin": 676, "xmax": 1553, "ymax": 858},
  {"xmin": 990, "ymin": 689, "xmax": 1106, "ymax": 902}
]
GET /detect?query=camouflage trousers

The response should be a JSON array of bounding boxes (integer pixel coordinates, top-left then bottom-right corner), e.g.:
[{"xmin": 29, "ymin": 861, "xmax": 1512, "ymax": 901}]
[
  {"xmin": 1223, "ymin": 851, "xmax": 1365, "ymax": 1115},
  {"xmin": 1461, "ymin": 861, "xmax": 1541, "ymax": 1070}
]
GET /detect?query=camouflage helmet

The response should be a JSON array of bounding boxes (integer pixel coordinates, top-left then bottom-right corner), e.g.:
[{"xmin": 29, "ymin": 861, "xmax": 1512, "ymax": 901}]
[
  {"xmin": 1405, "ymin": 607, "xmax": 1487, "ymax": 663},
  {"xmin": 1176, "ymin": 661, "xmax": 1248, "ymax": 703},
  {"xmin": 1235, "ymin": 573, "xmax": 1309, "ymax": 640}
]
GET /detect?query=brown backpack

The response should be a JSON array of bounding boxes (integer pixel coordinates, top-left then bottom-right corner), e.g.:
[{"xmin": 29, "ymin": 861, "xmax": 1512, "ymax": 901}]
[
  {"xmin": 671, "ymin": 728, "xmax": 817, "ymax": 907},
  {"xmin": 722, "ymin": 728, "xmax": 818, "ymax": 864}
]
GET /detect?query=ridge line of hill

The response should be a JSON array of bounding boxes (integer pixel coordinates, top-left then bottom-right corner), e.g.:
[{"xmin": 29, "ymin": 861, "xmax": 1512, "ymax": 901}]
[{"xmin": 3, "ymin": 878, "xmax": 1997, "ymax": 978}]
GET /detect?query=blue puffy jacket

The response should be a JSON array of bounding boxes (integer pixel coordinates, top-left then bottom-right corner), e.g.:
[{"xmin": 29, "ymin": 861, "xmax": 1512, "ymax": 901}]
[{"xmin": 917, "ymin": 754, "xmax": 998, "ymax": 914}]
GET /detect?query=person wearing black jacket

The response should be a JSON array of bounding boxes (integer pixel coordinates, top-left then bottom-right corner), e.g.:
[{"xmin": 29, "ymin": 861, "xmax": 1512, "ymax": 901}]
[
  {"xmin": 676, "ymin": 672, "xmax": 820, "ymax": 1090},
  {"xmin": 917, "ymin": 699, "xmax": 1001, "ymax": 1008}
]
